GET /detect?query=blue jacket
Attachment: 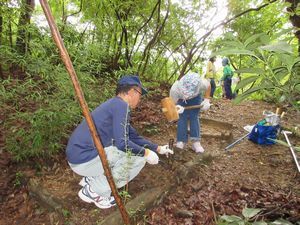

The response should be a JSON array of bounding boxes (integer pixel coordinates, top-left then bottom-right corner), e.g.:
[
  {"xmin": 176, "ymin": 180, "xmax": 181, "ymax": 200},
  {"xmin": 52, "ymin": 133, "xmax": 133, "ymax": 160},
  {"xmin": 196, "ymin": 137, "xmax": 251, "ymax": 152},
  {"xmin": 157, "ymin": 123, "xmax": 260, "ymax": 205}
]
[{"xmin": 66, "ymin": 96, "xmax": 158, "ymax": 164}]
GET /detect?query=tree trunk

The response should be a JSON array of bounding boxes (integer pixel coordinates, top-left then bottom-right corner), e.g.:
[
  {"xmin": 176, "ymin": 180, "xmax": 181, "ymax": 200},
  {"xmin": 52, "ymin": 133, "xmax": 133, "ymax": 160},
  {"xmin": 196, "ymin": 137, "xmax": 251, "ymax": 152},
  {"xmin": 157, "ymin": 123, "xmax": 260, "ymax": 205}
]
[
  {"xmin": 112, "ymin": 31, "xmax": 123, "ymax": 70},
  {"xmin": 8, "ymin": 19, "xmax": 13, "ymax": 48},
  {"xmin": 114, "ymin": 7, "xmax": 132, "ymax": 68},
  {"xmin": 129, "ymin": 0, "xmax": 160, "ymax": 60},
  {"xmin": 0, "ymin": 4, "xmax": 3, "ymax": 79},
  {"xmin": 16, "ymin": 0, "xmax": 35, "ymax": 55},
  {"xmin": 286, "ymin": 0, "xmax": 300, "ymax": 54},
  {"xmin": 138, "ymin": 0, "xmax": 170, "ymax": 76}
]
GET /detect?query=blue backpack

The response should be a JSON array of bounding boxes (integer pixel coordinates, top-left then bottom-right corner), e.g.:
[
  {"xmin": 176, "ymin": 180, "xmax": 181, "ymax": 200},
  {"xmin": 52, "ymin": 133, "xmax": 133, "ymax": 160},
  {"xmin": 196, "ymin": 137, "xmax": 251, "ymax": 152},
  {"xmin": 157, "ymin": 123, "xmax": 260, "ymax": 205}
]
[{"xmin": 248, "ymin": 124, "xmax": 280, "ymax": 145}]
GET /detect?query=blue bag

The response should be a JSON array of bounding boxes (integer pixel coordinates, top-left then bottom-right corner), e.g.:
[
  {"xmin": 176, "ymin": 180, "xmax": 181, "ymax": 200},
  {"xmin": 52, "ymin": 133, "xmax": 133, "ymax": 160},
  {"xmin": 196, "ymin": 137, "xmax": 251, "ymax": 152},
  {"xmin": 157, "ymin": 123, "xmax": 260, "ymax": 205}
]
[{"xmin": 248, "ymin": 124, "xmax": 280, "ymax": 145}]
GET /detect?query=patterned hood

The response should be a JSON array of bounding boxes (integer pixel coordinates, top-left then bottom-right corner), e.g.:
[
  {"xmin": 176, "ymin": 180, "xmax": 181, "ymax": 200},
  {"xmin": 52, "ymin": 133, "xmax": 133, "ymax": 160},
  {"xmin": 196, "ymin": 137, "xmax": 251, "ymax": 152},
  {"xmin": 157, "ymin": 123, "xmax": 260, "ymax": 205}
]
[{"xmin": 178, "ymin": 72, "xmax": 205, "ymax": 100}]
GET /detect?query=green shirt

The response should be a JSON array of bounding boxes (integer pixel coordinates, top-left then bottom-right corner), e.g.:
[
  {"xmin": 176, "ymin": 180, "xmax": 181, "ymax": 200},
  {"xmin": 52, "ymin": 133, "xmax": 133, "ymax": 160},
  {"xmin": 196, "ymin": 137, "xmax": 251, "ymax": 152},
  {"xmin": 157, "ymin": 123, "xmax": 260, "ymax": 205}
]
[{"xmin": 221, "ymin": 65, "xmax": 233, "ymax": 80}]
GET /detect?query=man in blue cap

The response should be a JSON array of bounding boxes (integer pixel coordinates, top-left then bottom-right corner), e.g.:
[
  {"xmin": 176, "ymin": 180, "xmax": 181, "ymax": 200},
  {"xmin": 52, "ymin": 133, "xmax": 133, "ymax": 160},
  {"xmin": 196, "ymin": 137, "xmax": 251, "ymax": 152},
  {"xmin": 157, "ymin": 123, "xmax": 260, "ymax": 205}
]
[{"xmin": 66, "ymin": 75, "xmax": 173, "ymax": 209}]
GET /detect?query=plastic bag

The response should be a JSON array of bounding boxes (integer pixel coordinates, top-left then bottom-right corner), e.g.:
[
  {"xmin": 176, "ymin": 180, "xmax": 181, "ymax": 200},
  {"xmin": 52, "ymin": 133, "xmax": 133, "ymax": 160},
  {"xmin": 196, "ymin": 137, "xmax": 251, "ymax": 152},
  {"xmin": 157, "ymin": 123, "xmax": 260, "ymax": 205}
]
[{"xmin": 248, "ymin": 124, "xmax": 280, "ymax": 145}]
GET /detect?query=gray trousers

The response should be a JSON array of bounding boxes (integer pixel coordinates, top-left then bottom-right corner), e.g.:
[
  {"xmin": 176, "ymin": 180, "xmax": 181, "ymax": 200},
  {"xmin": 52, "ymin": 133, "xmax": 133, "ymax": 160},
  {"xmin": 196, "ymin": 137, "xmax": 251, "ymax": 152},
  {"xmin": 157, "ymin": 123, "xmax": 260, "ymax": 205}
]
[{"xmin": 69, "ymin": 146, "xmax": 146, "ymax": 197}]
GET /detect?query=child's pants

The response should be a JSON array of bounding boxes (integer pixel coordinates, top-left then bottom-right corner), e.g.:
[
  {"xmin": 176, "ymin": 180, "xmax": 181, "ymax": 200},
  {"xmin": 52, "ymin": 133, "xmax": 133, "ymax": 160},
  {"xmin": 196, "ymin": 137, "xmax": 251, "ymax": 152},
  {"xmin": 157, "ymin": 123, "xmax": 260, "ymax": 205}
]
[{"xmin": 176, "ymin": 95, "xmax": 201, "ymax": 143}]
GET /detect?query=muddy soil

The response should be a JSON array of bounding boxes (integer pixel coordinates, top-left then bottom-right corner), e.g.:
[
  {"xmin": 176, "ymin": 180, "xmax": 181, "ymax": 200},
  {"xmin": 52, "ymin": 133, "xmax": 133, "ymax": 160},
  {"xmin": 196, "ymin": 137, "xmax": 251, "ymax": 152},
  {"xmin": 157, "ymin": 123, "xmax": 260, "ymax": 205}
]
[{"xmin": 0, "ymin": 98, "xmax": 300, "ymax": 225}]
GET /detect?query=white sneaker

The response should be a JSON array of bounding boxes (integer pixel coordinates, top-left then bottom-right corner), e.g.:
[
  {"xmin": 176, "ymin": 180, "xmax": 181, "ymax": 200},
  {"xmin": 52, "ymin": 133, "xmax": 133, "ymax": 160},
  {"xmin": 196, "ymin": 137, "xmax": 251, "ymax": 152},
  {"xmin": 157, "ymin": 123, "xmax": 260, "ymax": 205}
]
[
  {"xmin": 192, "ymin": 142, "xmax": 205, "ymax": 153},
  {"xmin": 176, "ymin": 142, "xmax": 185, "ymax": 149},
  {"xmin": 78, "ymin": 184, "xmax": 116, "ymax": 209},
  {"xmin": 79, "ymin": 177, "xmax": 89, "ymax": 186}
]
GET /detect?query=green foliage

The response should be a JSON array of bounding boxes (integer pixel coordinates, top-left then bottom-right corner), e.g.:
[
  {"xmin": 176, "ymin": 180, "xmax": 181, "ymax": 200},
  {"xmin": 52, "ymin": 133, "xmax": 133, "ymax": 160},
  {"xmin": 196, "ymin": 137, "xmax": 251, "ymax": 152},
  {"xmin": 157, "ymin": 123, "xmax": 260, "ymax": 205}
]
[
  {"xmin": 1, "ymin": 61, "xmax": 114, "ymax": 161},
  {"xmin": 128, "ymin": 201, "xmax": 145, "ymax": 220},
  {"xmin": 14, "ymin": 171, "xmax": 24, "ymax": 187},
  {"xmin": 214, "ymin": 32, "xmax": 300, "ymax": 111},
  {"xmin": 143, "ymin": 124, "xmax": 160, "ymax": 136},
  {"xmin": 217, "ymin": 207, "xmax": 293, "ymax": 225},
  {"xmin": 0, "ymin": 12, "xmax": 118, "ymax": 160},
  {"xmin": 270, "ymin": 139, "xmax": 300, "ymax": 152},
  {"xmin": 1, "ymin": 0, "xmax": 299, "ymax": 161},
  {"xmin": 227, "ymin": 0, "xmax": 289, "ymax": 40},
  {"xmin": 118, "ymin": 189, "xmax": 132, "ymax": 203},
  {"xmin": 217, "ymin": 207, "xmax": 262, "ymax": 225},
  {"xmin": 61, "ymin": 208, "xmax": 71, "ymax": 218}
]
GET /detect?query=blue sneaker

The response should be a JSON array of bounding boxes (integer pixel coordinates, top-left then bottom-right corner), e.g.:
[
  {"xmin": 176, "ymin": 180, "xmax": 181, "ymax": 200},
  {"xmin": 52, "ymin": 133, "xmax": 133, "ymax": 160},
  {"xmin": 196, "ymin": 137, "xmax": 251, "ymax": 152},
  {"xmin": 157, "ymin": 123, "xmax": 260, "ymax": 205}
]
[{"xmin": 78, "ymin": 184, "xmax": 116, "ymax": 209}]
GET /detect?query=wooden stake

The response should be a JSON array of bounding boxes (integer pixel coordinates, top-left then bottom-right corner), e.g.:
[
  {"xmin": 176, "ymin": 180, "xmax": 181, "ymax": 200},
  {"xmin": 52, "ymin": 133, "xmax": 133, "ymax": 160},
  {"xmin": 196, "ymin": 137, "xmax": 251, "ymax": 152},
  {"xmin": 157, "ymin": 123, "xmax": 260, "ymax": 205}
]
[
  {"xmin": 275, "ymin": 107, "xmax": 282, "ymax": 115},
  {"xmin": 39, "ymin": 1, "xmax": 130, "ymax": 224}
]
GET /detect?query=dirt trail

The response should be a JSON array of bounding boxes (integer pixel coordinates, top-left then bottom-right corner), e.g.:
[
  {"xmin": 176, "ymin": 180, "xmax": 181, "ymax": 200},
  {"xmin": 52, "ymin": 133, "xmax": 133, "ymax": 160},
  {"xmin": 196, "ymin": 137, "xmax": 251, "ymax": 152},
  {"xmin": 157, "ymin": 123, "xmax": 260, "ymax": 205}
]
[
  {"xmin": 0, "ymin": 99, "xmax": 300, "ymax": 225},
  {"xmin": 145, "ymin": 99, "xmax": 300, "ymax": 225}
]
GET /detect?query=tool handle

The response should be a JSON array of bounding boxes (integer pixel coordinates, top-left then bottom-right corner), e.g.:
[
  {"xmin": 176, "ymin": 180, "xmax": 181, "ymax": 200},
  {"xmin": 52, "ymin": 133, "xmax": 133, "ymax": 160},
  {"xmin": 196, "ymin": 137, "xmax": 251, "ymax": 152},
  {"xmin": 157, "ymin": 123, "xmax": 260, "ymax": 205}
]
[
  {"xmin": 225, "ymin": 133, "xmax": 250, "ymax": 151},
  {"xmin": 184, "ymin": 105, "xmax": 203, "ymax": 110},
  {"xmin": 275, "ymin": 107, "xmax": 283, "ymax": 115},
  {"xmin": 162, "ymin": 108, "xmax": 167, "ymax": 112},
  {"xmin": 169, "ymin": 138, "xmax": 174, "ymax": 150},
  {"xmin": 282, "ymin": 131, "xmax": 300, "ymax": 173}
]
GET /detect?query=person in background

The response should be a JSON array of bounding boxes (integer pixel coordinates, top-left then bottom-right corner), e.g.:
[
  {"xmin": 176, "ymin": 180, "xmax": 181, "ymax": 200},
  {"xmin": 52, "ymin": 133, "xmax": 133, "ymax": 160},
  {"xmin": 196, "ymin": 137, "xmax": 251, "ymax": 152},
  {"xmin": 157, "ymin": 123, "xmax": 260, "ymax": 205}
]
[
  {"xmin": 205, "ymin": 56, "xmax": 217, "ymax": 98},
  {"xmin": 220, "ymin": 80, "xmax": 226, "ymax": 99},
  {"xmin": 170, "ymin": 72, "xmax": 211, "ymax": 153},
  {"xmin": 221, "ymin": 58, "xmax": 234, "ymax": 100},
  {"xmin": 66, "ymin": 75, "xmax": 173, "ymax": 209}
]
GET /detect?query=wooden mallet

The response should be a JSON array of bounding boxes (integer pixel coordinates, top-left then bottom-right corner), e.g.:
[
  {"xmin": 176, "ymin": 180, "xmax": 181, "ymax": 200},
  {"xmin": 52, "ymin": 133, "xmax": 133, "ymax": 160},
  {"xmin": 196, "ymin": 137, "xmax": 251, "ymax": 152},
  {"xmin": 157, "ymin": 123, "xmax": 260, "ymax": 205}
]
[{"xmin": 161, "ymin": 97, "xmax": 203, "ymax": 122}]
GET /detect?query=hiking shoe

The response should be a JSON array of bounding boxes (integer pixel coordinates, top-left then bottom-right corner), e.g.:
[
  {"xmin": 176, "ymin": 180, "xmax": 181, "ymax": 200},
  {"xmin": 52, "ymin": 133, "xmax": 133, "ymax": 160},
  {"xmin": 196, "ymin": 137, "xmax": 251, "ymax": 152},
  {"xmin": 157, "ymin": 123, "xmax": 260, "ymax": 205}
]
[
  {"xmin": 79, "ymin": 177, "xmax": 89, "ymax": 187},
  {"xmin": 78, "ymin": 184, "xmax": 116, "ymax": 209},
  {"xmin": 192, "ymin": 142, "xmax": 205, "ymax": 153},
  {"xmin": 176, "ymin": 142, "xmax": 185, "ymax": 149}
]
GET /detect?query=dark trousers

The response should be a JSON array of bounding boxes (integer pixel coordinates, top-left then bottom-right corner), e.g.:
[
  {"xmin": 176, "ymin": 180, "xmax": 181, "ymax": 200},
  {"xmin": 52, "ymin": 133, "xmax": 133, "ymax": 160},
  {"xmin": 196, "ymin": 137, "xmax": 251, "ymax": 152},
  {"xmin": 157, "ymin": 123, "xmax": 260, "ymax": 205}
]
[
  {"xmin": 210, "ymin": 78, "xmax": 216, "ymax": 98},
  {"xmin": 224, "ymin": 78, "xmax": 233, "ymax": 99}
]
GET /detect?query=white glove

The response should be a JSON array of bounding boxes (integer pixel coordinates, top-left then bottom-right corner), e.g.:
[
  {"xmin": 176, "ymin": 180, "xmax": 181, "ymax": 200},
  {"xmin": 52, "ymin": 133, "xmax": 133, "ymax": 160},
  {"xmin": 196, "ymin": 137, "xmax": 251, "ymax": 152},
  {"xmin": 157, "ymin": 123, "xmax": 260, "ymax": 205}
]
[
  {"xmin": 144, "ymin": 149, "xmax": 159, "ymax": 165},
  {"xmin": 158, "ymin": 145, "xmax": 174, "ymax": 157},
  {"xmin": 176, "ymin": 105, "xmax": 184, "ymax": 114},
  {"xmin": 200, "ymin": 98, "xmax": 211, "ymax": 111}
]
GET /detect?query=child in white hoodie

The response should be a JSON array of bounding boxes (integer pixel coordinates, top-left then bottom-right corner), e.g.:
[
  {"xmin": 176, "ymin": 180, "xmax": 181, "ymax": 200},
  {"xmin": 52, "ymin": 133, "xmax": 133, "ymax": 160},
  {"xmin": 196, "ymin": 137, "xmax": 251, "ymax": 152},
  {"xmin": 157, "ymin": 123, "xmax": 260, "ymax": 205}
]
[{"xmin": 170, "ymin": 72, "xmax": 211, "ymax": 153}]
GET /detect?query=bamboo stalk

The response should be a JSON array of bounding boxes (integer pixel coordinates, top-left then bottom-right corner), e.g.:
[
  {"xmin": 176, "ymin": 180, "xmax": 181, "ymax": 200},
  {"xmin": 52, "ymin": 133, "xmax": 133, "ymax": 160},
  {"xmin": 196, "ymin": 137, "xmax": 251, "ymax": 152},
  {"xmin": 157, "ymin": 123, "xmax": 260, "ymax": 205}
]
[{"xmin": 39, "ymin": 1, "xmax": 130, "ymax": 224}]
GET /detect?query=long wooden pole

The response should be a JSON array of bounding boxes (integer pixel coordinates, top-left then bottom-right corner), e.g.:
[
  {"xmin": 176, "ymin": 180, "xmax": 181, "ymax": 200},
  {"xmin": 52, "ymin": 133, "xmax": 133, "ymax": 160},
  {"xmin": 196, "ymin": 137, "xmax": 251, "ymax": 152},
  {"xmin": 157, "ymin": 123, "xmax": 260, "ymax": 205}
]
[{"xmin": 39, "ymin": 1, "xmax": 130, "ymax": 224}]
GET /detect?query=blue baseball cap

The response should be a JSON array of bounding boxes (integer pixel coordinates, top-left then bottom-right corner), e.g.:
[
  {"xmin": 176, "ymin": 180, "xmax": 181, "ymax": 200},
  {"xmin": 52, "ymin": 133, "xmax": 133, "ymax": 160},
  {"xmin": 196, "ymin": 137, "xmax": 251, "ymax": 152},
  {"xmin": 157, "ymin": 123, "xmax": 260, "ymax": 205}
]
[{"xmin": 118, "ymin": 75, "xmax": 148, "ymax": 95}]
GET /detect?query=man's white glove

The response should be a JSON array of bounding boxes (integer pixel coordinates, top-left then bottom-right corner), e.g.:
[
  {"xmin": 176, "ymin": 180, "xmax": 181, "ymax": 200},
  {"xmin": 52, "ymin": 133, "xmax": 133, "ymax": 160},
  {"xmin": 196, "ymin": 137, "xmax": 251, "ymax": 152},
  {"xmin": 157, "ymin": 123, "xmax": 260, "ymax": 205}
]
[
  {"xmin": 158, "ymin": 145, "xmax": 174, "ymax": 157},
  {"xmin": 200, "ymin": 98, "xmax": 211, "ymax": 111},
  {"xmin": 176, "ymin": 105, "xmax": 184, "ymax": 114},
  {"xmin": 144, "ymin": 149, "xmax": 159, "ymax": 165}
]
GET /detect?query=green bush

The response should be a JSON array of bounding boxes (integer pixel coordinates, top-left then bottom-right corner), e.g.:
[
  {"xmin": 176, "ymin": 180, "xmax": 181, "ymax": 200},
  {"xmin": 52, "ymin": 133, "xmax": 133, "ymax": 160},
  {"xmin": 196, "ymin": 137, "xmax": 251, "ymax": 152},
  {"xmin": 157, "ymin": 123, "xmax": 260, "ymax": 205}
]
[
  {"xmin": 2, "ymin": 67, "xmax": 114, "ymax": 161},
  {"xmin": 214, "ymin": 32, "xmax": 300, "ymax": 111}
]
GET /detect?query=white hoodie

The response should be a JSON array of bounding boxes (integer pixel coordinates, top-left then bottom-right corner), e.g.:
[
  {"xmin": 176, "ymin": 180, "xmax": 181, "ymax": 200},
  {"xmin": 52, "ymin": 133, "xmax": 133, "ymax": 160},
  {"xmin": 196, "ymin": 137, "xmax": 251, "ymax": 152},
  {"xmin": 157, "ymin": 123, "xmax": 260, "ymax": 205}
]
[{"xmin": 170, "ymin": 72, "xmax": 210, "ymax": 103}]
